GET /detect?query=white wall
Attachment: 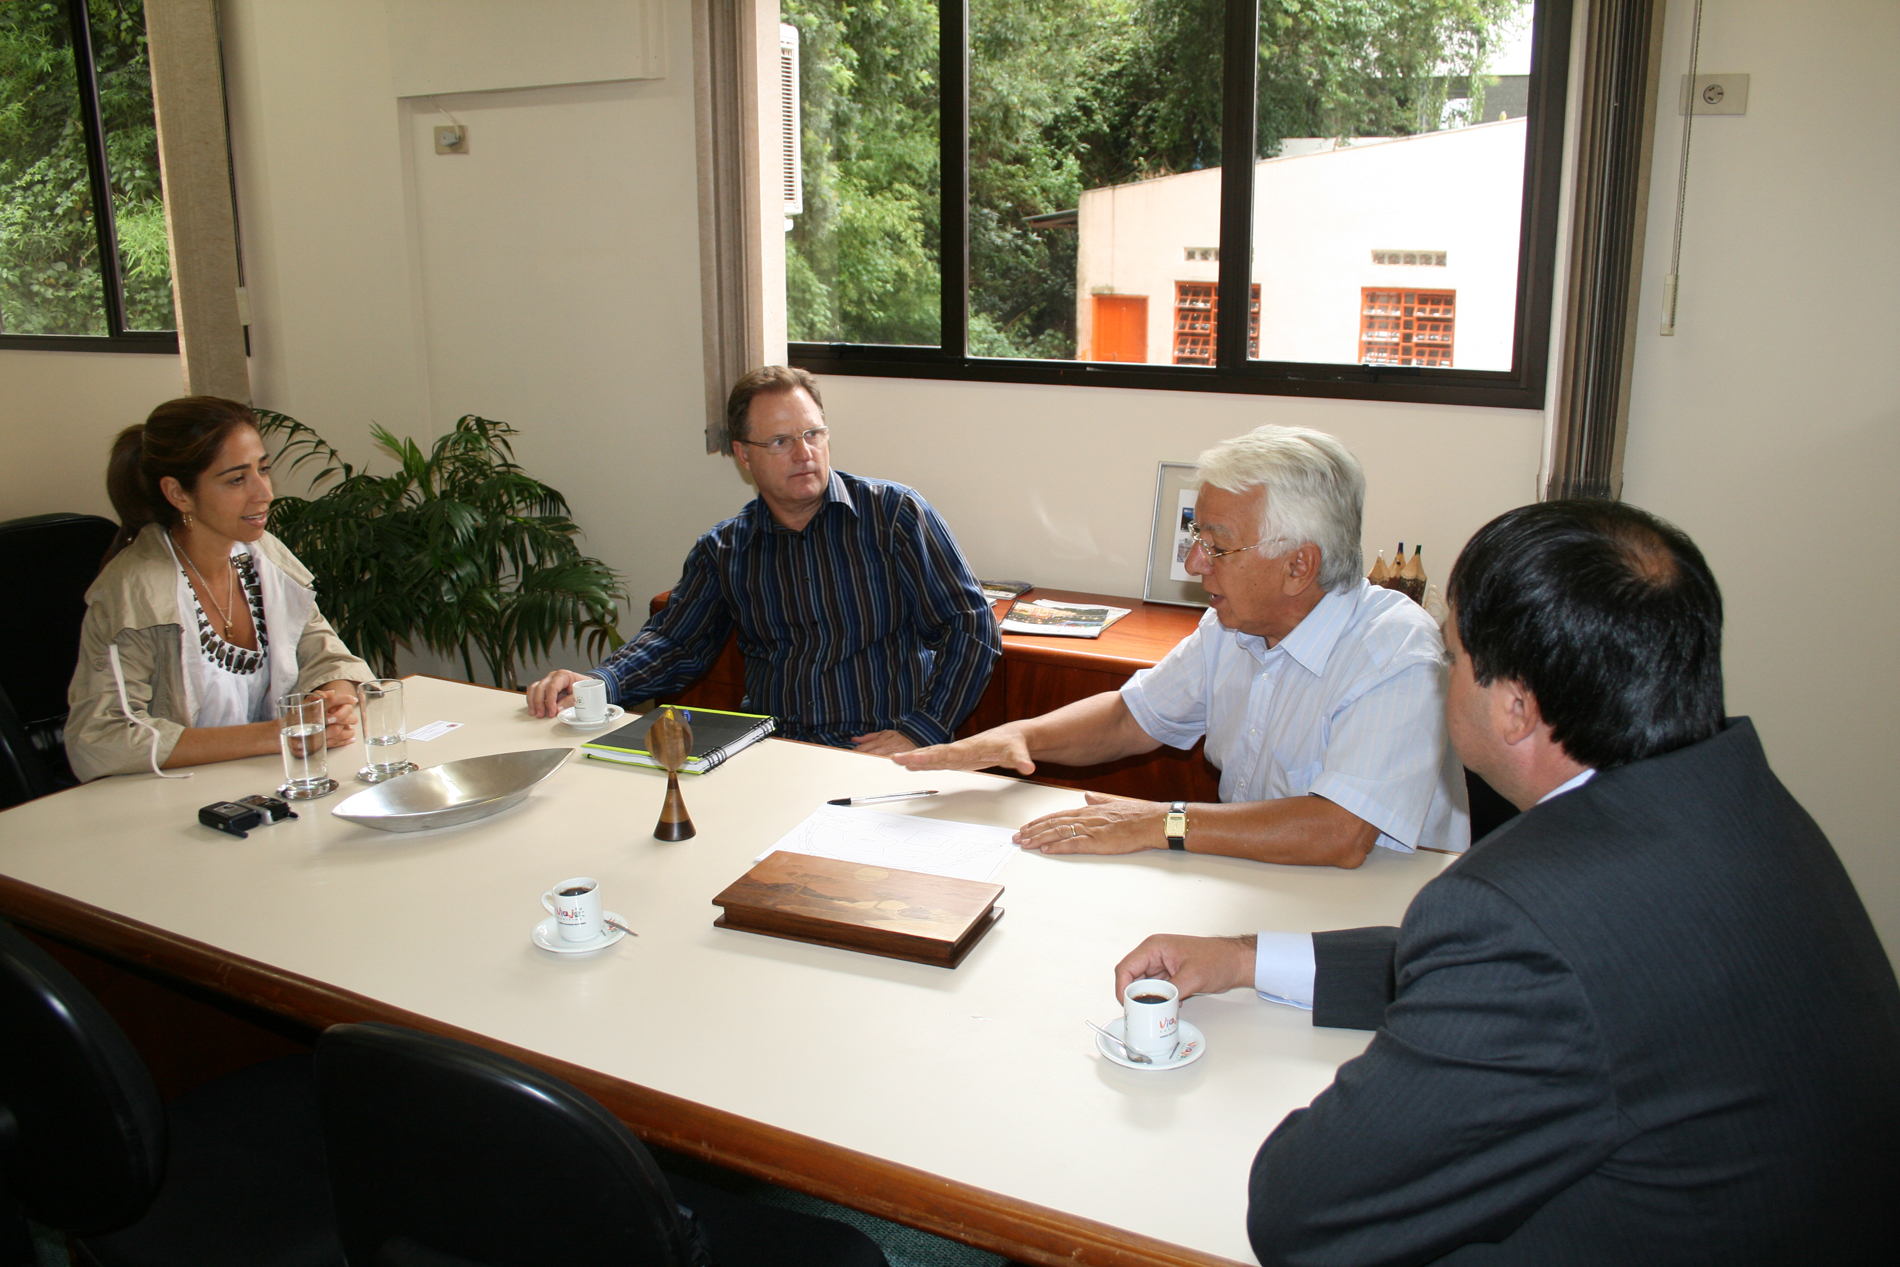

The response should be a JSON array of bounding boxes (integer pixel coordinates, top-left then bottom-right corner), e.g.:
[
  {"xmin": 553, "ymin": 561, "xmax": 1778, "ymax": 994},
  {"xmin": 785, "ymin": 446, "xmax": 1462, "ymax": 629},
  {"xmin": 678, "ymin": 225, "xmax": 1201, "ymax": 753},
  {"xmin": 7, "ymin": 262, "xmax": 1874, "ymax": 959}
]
[
  {"xmin": 1621, "ymin": 0, "xmax": 1900, "ymax": 953},
  {"xmin": 819, "ymin": 375, "xmax": 1540, "ymax": 598},
  {"xmin": 218, "ymin": 0, "xmax": 434, "ymax": 451},
  {"xmin": 0, "ymin": 352, "xmax": 183, "ymax": 519},
  {"xmin": 214, "ymin": 0, "xmax": 739, "ymax": 681}
]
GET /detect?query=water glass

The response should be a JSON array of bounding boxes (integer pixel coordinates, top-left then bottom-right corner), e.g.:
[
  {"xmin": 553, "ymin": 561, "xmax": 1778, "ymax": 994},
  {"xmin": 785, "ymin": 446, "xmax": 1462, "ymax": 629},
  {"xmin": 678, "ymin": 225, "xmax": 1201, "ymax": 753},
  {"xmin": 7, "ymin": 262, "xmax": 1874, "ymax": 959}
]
[
  {"xmin": 356, "ymin": 679, "xmax": 418, "ymax": 783},
  {"xmin": 278, "ymin": 692, "xmax": 336, "ymax": 799}
]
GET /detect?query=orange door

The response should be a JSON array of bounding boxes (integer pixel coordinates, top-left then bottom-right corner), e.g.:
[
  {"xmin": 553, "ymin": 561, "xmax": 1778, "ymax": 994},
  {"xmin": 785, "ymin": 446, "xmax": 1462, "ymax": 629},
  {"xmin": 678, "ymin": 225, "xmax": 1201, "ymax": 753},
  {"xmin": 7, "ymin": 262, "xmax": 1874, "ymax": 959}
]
[{"xmin": 1091, "ymin": 295, "xmax": 1149, "ymax": 363}]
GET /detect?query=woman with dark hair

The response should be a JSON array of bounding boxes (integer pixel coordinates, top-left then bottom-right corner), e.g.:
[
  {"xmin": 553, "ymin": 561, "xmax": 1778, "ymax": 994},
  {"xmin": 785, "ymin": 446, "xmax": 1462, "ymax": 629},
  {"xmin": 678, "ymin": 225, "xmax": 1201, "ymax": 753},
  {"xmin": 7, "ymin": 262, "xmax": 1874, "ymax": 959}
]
[{"xmin": 66, "ymin": 396, "xmax": 372, "ymax": 781}]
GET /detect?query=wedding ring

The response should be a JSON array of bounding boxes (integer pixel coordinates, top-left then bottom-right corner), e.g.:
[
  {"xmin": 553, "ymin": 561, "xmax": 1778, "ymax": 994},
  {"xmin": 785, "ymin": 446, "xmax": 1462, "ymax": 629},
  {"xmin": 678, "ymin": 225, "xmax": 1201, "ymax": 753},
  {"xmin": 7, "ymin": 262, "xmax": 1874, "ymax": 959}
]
[{"xmin": 1069, "ymin": 823, "xmax": 1079, "ymax": 839}]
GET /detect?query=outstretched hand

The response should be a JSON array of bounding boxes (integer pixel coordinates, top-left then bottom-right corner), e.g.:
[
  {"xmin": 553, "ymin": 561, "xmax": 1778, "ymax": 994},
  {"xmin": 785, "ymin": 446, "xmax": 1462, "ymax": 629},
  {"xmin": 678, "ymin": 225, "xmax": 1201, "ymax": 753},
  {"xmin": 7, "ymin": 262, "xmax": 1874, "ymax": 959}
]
[{"xmin": 891, "ymin": 730, "xmax": 1035, "ymax": 775}]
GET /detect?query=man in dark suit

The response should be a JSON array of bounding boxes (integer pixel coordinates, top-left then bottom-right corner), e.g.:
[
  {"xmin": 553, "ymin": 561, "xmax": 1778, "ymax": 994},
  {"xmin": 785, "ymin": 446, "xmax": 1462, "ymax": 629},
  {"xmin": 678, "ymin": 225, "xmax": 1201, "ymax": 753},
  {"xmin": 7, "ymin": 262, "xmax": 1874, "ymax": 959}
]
[{"xmin": 1115, "ymin": 500, "xmax": 1900, "ymax": 1264}]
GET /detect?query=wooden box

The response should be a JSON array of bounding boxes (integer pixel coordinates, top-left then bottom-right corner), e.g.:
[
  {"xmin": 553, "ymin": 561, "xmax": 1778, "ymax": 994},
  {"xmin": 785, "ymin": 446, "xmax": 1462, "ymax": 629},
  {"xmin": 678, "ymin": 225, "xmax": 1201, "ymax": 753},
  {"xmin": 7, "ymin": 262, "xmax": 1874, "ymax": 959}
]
[{"xmin": 711, "ymin": 851, "xmax": 1005, "ymax": 968}]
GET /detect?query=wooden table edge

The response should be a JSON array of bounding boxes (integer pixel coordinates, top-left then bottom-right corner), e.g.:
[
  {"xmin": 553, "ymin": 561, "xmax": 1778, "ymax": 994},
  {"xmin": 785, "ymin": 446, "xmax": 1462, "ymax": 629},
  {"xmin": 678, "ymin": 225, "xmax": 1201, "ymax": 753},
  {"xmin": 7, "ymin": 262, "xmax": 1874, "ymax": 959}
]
[{"xmin": 0, "ymin": 875, "xmax": 1248, "ymax": 1267}]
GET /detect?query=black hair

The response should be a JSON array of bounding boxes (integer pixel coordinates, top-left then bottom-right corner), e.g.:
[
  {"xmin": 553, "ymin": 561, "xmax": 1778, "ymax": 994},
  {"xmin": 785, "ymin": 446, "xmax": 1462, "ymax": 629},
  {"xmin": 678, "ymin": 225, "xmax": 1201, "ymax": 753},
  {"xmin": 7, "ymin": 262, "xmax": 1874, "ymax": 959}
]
[{"xmin": 1448, "ymin": 499, "xmax": 1724, "ymax": 769}]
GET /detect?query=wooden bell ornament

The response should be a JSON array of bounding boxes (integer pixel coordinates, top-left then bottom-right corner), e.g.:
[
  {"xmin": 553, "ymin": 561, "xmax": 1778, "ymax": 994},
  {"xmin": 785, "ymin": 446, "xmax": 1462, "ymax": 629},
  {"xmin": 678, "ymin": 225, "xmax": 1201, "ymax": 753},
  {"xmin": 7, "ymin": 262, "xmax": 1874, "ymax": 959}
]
[{"xmin": 649, "ymin": 706, "xmax": 696, "ymax": 841}]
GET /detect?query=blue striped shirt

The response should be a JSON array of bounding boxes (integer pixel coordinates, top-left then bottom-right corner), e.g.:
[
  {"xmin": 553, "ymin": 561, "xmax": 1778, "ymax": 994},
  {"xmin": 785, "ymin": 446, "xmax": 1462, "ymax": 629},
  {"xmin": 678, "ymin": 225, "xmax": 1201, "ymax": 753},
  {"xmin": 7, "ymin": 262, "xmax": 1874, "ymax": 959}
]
[
  {"xmin": 1121, "ymin": 579, "xmax": 1469, "ymax": 853},
  {"xmin": 589, "ymin": 471, "xmax": 1000, "ymax": 748}
]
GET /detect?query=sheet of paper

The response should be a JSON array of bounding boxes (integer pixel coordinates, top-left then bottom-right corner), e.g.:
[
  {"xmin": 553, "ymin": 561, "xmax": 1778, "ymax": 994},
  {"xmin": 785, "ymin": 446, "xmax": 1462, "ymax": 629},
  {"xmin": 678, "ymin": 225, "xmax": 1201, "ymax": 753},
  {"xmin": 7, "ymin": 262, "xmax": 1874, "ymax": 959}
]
[
  {"xmin": 406, "ymin": 720, "xmax": 463, "ymax": 742},
  {"xmin": 758, "ymin": 804, "xmax": 1018, "ymax": 883}
]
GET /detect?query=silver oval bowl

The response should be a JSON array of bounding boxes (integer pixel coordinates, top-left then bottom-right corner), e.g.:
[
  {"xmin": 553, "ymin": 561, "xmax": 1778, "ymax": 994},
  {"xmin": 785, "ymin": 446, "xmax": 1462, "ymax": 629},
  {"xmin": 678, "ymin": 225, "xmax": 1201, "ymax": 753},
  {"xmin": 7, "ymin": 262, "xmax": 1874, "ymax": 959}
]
[{"xmin": 330, "ymin": 748, "xmax": 572, "ymax": 832}]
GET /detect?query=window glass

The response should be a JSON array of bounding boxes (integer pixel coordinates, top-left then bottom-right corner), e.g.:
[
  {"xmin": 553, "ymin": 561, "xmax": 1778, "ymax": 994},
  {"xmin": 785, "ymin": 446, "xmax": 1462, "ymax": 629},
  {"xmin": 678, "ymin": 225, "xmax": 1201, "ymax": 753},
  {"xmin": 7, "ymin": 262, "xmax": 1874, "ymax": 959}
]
[
  {"xmin": 1246, "ymin": 0, "xmax": 1528, "ymax": 369},
  {"xmin": 787, "ymin": 0, "xmax": 1564, "ymax": 403},
  {"xmin": 91, "ymin": 0, "xmax": 174, "ymax": 332},
  {"xmin": 969, "ymin": 0, "xmax": 1223, "ymax": 365},
  {"xmin": 0, "ymin": 0, "xmax": 172, "ymax": 337},
  {"xmin": 0, "ymin": 1, "xmax": 109, "ymax": 334},
  {"xmin": 784, "ymin": 0, "xmax": 941, "ymax": 347}
]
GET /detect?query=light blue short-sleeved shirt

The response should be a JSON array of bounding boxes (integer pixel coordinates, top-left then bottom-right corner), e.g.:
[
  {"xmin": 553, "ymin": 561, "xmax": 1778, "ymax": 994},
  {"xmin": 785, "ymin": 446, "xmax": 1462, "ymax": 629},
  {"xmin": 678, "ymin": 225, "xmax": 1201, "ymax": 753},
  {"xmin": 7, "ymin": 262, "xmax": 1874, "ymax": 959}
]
[{"xmin": 1120, "ymin": 578, "xmax": 1469, "ymax": 855}]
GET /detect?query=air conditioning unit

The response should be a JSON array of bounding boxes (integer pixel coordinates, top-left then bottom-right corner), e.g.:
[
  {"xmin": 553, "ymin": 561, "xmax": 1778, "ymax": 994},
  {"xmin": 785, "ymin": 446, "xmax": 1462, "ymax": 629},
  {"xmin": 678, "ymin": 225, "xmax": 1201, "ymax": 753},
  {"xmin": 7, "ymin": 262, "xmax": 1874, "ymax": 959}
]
[{"xmin": 779, "ymin": 24, "xmax": 803, "ymax": 219}]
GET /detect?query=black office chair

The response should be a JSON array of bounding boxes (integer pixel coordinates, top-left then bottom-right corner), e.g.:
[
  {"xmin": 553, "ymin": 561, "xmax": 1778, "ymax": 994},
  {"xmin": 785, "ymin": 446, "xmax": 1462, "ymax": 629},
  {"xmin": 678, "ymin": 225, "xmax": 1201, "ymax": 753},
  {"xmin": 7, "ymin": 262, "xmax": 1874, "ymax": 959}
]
[
  {"xmin": 0, "ymin": 512, "xmax": 119, "ymax": 802},
  {"xmin": 0, "ymin": 919, "xmax": 342, "ymax": 1267},
  {"xmin": 315, "ymin": 1023, "xmax": 888, "ymax": 1267},
  {"xmin": 0, "ymin": 683, "xmax": 53, "ymax": 809}
]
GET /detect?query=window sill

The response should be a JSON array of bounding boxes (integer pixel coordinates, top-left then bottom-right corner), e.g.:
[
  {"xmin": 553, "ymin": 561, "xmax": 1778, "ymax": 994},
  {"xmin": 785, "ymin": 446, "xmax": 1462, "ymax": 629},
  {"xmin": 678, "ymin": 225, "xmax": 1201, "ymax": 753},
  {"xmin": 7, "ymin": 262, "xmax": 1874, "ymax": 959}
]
[
  {"xmin": 791, "ymin": 342, "xmax": 1547, "ymax": 411},
  {"xmin": 0, "ymin": 333, "xmax": 180, "ymax": 355}
]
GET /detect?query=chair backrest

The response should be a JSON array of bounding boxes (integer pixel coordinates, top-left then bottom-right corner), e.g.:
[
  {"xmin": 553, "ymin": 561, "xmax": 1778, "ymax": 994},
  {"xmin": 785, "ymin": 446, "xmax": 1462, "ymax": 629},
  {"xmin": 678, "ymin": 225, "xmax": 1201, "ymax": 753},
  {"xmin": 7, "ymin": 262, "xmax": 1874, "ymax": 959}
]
[
  {"xmin": 0, "ymin": 683, "xmax": 55, "ymax": 809},
  {"xmin": 314, "ymin": 1024, "xmax": 697, "ymax": 1267},
  {"xmin": 0, "ymin": 513, "xmax": 118, "ymax": 729},
  {"xmin": 0, "ymin": 920, "xmax": 167, "ymax": 1236}
]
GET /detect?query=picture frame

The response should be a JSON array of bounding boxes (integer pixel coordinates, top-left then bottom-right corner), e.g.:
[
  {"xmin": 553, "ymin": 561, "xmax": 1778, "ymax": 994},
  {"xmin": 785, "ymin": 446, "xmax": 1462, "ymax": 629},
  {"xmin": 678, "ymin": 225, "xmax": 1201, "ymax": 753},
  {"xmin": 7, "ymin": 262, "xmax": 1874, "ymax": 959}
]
[{"xmin": 1143, "ymin": 462, "xmax": 1209, "ymax": 608}]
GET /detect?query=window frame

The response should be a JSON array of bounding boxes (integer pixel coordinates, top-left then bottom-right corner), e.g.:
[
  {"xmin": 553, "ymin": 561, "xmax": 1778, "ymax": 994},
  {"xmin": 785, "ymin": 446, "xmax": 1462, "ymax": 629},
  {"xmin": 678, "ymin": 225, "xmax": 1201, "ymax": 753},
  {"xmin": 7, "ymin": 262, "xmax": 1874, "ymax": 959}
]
[
  {"xmin": 0, "ymin": 0, "xmax": 179, "ymax": 354},
  {"xmin": 789, "ymin": 0, "xmax": 1571, "ymax": 410}
]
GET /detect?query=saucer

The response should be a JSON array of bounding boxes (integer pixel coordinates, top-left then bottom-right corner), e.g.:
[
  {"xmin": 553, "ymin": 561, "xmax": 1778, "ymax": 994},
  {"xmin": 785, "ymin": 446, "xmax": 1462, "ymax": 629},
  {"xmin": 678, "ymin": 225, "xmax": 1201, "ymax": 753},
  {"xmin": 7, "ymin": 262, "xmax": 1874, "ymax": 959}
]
[
  {"xmin": 1094, "ymin": 1016, "xmax": 1205, "ymax": 1071},
  {"xmin": 278, "ymin": 777, "xmax": 340, "ymax": 801},
  {"xmin": 531, "ymin": 912, "xmax": 629, "ymax": 954},
  {"xmin": 557, "ymin": 704, "xmax": 624, "ymax": 731}
]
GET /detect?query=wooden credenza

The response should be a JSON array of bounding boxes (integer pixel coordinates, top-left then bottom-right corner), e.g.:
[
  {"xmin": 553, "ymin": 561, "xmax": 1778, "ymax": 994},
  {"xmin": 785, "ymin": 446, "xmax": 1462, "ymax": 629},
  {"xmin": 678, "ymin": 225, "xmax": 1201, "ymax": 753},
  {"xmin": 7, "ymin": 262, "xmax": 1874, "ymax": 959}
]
[{"xmin": 648, "ymin": 588, "xmax": 1222, "ymax": 803}]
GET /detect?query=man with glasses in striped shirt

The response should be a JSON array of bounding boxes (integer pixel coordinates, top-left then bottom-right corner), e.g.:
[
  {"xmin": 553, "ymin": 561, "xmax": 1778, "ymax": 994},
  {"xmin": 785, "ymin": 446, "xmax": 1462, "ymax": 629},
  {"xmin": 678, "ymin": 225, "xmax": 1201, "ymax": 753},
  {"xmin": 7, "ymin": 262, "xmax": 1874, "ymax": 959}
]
[
  {"xmin": 897, "ymin": 424, "xmax": 1467, "ymax": 866},
  {"xmin": 527, "ymin": 367, "xmax": 999, "ymax": 755}
]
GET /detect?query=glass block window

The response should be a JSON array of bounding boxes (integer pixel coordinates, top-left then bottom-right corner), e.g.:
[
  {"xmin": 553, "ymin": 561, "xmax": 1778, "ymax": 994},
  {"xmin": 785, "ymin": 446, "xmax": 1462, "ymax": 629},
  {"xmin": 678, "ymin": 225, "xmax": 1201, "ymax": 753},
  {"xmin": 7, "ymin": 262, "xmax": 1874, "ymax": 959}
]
[
  {"xmin": 1360, "ymin": 289, "xmax": 1455, "ymax": 368},
  {"xmin": 1174, "ymin": 281, "xmax": 1259, "ymax": 366}
]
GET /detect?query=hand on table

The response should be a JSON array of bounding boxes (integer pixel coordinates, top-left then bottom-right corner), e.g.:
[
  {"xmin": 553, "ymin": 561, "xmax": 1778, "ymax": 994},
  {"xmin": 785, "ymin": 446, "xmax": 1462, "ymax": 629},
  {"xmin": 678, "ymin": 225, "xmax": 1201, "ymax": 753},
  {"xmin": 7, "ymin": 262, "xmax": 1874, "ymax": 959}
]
[
  {"xmin": 892, "ymin": 729, "xmax": 1034, "ymax": 775},
  {"xmin": 1016, "ymin": 791, "xmax": 1165, "ymax": 853},
  {"xmin": 852, "ymin": 730, "xmax": 918, "ymax": 756},
  {"xmin": 312, "ymin": 682, "xmax": 360, "ymax": 749},
  {"xmin": 525, "ymin": 669, "xmax": 591, "ymax": 718},
  {"xmin": 1114, "ymin": 933, "xmax": 1257, "ymax": 1003}
]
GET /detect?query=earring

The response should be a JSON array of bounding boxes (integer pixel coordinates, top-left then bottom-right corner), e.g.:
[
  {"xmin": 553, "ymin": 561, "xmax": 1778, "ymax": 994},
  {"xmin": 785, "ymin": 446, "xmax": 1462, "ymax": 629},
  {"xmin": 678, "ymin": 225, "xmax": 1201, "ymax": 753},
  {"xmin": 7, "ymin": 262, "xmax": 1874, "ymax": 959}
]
[{"xmin": 181, "ymin": 512, "xmax": 194, "ymax": 528}]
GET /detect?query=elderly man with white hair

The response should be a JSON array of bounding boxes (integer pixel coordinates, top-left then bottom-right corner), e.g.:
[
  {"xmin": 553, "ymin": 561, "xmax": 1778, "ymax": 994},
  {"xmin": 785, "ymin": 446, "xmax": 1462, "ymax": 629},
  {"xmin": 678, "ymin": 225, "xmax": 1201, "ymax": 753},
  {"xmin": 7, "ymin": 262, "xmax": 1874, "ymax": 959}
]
[{"xmin": 895, "ymin": 424, "xmax": 1468, "ymax": 868}]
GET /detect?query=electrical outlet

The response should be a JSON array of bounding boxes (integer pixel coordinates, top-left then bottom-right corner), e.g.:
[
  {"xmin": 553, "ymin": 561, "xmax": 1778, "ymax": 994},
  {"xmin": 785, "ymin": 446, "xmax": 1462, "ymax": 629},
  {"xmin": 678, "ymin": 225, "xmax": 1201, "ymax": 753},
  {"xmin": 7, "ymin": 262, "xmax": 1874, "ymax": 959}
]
[
  {"xmin": 1680, "ymin": 74, "xmax": 1749, "ymax": 115},
  {"xmin": 433, "ymin": 124, "xmax": 467, "ymax": 154}
]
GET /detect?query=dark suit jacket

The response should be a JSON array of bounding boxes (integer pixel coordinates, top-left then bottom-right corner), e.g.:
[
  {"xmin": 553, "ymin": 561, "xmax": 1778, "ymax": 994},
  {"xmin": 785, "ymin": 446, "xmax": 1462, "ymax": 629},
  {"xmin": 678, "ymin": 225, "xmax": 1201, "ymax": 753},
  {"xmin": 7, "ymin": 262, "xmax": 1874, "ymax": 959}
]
[{"xmin": 1248, "ymin": 719, "xmax": 1900, "ymax": 1266}]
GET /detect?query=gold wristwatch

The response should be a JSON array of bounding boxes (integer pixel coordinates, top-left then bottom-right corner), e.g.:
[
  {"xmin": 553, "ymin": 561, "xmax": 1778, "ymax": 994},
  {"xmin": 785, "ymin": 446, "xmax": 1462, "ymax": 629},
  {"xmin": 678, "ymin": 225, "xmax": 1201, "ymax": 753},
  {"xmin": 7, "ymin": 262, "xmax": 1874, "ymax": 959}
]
[{"xmin": 1165, "ymin": 801, "xmax": 1188, "ymax": 851}]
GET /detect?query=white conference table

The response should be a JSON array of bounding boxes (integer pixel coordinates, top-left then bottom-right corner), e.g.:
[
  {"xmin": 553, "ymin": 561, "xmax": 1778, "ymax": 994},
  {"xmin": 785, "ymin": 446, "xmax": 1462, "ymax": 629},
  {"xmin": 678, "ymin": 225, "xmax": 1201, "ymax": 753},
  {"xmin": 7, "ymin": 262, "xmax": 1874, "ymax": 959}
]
[{"xmin": 0, "ymin": 678, "xmax": 1451, "ymax": 1267}]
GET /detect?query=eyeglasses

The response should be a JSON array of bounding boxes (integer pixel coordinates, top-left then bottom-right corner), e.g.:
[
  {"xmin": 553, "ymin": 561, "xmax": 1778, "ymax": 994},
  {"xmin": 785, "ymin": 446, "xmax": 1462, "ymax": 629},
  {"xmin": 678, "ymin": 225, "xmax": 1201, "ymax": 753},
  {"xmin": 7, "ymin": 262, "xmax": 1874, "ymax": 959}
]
[
  {"xmin": 1186, "ymin": 522, "xmax": 1285, "ymax": 562},
  {"xmin": 737, "ymin": 426, "xmax": 829, "ymax": 455}
]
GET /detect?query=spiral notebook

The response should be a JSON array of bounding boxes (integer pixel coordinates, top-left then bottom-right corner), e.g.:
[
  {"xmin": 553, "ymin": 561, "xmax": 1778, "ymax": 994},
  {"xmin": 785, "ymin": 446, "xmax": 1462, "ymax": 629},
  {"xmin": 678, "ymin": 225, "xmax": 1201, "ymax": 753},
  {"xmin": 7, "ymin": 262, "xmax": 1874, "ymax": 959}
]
[{"xmin": 580, "ymin": 706, "xmax": 776, "ymax": 775}]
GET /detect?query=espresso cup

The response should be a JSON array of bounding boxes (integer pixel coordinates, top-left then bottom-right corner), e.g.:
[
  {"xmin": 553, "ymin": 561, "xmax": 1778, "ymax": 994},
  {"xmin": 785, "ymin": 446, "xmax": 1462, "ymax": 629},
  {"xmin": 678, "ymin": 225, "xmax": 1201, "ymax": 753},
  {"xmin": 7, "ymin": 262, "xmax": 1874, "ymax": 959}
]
[
  {"xmin": 570, "ymin": 677, "xmax": 609, "ymax": 724},
  {"xmin": 1122, "ymin": 978, "xmax": 1181, "ymax": 1060},
  {"xmin": 541, "ymin": 876, "xmax": 604, "ymax": 942}
]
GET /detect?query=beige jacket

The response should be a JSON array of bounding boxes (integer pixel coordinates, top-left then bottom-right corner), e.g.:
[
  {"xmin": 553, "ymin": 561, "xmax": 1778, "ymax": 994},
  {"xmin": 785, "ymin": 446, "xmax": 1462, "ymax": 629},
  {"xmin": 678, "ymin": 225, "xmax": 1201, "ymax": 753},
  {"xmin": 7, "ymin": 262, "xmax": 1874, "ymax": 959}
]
[{"xmin": 65, "ymin": 524, "xmax": 372, "ymax": 782}]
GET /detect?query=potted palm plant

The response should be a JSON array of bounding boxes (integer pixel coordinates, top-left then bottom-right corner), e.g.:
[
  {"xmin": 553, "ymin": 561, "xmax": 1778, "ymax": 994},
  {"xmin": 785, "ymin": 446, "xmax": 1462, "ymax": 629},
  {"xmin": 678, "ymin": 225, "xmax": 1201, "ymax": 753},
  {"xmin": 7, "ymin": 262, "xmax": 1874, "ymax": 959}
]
[{"xmin": 257, "ymin": 410, "xmax": 625, "ymax": 689}]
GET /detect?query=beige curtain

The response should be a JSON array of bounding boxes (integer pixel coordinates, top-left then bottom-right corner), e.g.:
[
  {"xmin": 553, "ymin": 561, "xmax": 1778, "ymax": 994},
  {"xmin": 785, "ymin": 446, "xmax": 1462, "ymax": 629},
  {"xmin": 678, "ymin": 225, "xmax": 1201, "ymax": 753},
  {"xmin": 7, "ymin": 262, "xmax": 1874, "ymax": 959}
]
[
  {"xmin": 146, "ymin": 0, "xmax": 248, "ymax": 401},
  {"xmin": 693, "ymin": 1, "xmax": 787, "ymax": 454},
  {"xmin": 1547, "ymin": 0, "xmax": 1668, "ymax": 501}
]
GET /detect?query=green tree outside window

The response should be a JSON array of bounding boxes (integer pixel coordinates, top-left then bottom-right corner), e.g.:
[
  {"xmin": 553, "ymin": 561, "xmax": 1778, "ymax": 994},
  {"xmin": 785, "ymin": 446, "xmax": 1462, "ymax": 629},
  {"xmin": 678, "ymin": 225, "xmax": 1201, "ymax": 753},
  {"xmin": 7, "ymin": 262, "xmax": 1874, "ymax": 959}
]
[
  {"xmin": 0, "ymin": 0, "xmax": 174, "ymax": 337},
  {"xmin": 785, "ymin": 0, "xmax": 1523, "ymax": 361}
]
